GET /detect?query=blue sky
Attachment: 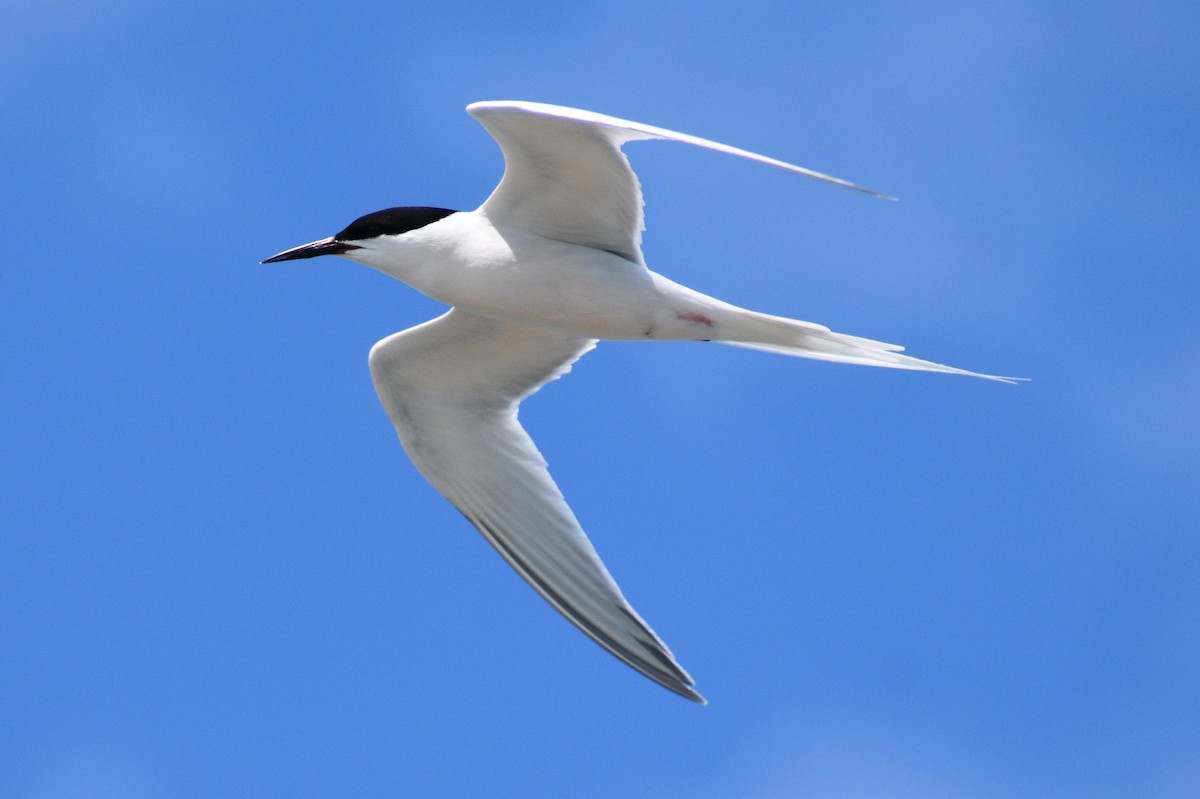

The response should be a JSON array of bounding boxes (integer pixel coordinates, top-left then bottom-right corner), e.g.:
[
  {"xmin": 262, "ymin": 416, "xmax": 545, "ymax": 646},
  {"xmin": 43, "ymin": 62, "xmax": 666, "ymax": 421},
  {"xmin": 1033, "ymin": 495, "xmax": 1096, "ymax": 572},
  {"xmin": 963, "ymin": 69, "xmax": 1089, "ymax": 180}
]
[{"xmin": 3, "ymin": 2, "xmax": 1198, "ymax": 797}]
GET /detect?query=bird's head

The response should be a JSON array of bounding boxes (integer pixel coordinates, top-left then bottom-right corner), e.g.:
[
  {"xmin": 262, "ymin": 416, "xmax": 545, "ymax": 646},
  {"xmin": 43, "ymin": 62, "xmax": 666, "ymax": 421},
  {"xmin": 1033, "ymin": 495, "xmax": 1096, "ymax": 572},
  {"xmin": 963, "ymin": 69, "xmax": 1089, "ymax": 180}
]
[{"xmin": 261, "ymin": 206, "xmax": 457, "ymax": 268}]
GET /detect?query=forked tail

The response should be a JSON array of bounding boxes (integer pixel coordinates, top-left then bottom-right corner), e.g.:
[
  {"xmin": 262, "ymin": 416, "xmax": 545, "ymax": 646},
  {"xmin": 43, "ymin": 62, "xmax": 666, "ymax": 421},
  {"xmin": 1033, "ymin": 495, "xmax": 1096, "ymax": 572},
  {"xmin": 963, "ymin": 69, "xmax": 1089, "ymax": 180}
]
[{"xmin": 714, "ymin": 308, "xmax": 1023, "ymax": 384}]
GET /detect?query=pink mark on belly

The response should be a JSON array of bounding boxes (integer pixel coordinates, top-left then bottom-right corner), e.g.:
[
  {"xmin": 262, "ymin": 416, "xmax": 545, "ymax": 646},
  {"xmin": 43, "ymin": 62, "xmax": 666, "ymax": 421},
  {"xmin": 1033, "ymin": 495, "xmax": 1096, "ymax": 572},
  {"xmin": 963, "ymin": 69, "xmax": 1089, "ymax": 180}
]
[{"xmin": 677, "ymin": 311, "xmax": 714, "ymax": 326}]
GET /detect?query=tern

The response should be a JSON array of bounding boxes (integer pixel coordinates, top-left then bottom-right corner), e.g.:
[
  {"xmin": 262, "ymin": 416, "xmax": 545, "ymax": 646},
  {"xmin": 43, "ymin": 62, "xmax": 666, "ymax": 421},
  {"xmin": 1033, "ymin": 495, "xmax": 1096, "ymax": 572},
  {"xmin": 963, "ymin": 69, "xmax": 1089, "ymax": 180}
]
[{"xmin": 264, "ymin": 101, "xmax": 1014, "ymax": 703}]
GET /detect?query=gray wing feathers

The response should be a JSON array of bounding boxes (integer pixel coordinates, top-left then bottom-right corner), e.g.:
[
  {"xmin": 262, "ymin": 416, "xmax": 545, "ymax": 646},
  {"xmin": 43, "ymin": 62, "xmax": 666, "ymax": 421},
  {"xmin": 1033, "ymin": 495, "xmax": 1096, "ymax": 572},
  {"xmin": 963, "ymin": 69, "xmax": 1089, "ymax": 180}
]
[
  {"xmin": 369, "ymin": 310, "xmax": 703, "ymax": 702},
  {"xmin": 469, "ymin": 103, "xmax": 652, "ymax": 263},
  {"xmin": 467, "ymin": 100, "xmax": 894, "ymax": 266}
]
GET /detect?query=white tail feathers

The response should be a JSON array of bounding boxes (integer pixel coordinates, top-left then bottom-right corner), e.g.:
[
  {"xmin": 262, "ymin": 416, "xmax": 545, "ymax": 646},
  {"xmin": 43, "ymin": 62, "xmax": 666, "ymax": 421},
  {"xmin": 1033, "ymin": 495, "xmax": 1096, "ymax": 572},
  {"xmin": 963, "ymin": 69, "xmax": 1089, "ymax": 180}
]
[{"xmin": 716, "ymin": 309, "xmax": 1024, "ymax": 384}]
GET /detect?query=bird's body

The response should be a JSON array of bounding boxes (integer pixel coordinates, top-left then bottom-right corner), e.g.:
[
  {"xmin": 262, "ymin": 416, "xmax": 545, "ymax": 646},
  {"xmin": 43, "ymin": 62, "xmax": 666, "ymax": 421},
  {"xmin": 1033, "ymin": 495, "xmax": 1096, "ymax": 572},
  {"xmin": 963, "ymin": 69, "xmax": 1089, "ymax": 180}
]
[
  {"xmin": 264, "ymin": 101, "xmax": 1015, "ymax": 704},
  {"xmin": 355, "ymin": 212, "xmax": 695, "ymax": 342}
]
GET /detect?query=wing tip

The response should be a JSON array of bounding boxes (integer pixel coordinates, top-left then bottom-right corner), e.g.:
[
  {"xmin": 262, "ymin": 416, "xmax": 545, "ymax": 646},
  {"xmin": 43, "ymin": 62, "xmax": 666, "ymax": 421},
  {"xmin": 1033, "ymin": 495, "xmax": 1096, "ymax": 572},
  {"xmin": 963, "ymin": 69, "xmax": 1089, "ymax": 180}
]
[{"xmin": 650, "ymin": 674, "xmax": 705, "ymax": 704}]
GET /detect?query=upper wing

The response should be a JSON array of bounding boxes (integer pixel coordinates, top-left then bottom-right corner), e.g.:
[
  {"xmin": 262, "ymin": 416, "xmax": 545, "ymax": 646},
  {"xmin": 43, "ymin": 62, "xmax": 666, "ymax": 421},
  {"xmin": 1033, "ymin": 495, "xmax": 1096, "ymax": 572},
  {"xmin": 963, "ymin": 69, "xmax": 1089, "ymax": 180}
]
[
  {"xmin": 369, "ymin": 309, "xmax": 704, "ymax": 702},
  {"xmin": 467, "ymin": 100, "xmax": 894, "ymax": 264}
]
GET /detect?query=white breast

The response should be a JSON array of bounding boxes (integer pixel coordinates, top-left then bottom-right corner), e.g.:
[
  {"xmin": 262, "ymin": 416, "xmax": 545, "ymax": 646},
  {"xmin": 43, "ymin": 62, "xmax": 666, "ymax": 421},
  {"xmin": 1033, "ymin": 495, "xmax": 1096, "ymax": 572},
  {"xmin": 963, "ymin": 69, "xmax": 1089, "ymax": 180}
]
[{"xmin": 359, "ymin": 211, "xmax": 673, "ymax": 340}]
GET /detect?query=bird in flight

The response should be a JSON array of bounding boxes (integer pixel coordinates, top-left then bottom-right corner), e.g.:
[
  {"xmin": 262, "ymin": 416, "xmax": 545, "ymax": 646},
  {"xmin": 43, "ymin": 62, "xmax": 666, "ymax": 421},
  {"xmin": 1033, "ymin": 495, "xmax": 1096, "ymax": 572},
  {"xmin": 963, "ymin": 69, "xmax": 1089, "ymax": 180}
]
[{"xmin": 264, "ymin": 101, "xmax": 1014, "ymax": 703}]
